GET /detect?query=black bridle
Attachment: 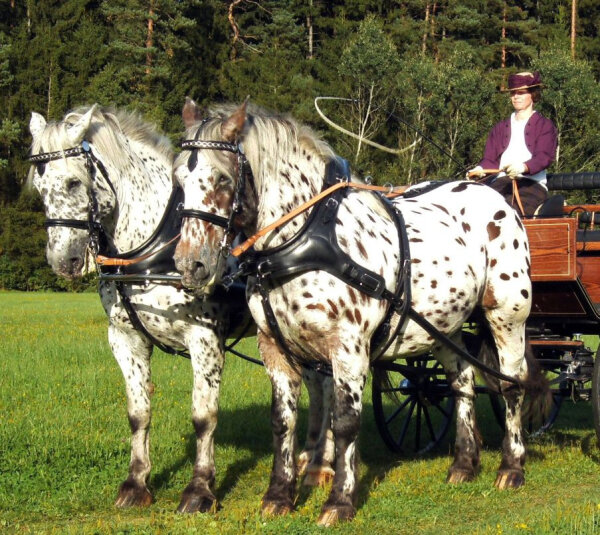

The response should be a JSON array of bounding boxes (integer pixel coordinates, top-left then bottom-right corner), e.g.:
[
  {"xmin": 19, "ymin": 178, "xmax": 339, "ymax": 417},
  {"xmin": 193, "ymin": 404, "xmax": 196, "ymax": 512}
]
[
  {"xmin": 178, "ymin": 131, "xmax": 251, "ymax": 265},
  {"xmin": 29, "ymin": 140, "xmax": 116, "ymax": 255}
]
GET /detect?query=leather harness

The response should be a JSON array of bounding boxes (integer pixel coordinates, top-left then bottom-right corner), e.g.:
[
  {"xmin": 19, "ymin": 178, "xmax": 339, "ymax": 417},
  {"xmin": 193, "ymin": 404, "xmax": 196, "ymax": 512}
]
[{"xmin": 242, "ymin": 157, "xmax": 413, "ymax": 363}]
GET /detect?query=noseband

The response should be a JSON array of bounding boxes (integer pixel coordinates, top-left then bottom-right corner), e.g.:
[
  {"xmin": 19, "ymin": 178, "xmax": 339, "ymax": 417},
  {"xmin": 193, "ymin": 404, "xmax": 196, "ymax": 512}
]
[{"xmin": 29, "ymin": 140, "xmax": 116, "ymax": 254}]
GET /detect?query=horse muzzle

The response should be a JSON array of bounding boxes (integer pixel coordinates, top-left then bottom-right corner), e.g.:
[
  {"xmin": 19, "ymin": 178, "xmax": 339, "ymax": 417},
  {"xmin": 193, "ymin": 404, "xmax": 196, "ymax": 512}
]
[
  {"xmin": 174, "ymin": 245, "xmax": 219, "ymax": 292},
  {"xmin": 46, "ymin": 235, "xmax": 89, "ymax": 279}
]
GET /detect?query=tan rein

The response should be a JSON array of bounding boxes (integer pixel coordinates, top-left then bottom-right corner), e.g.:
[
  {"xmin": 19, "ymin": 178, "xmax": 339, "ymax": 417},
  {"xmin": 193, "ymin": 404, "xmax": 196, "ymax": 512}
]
[
  {"xmin": 95, "ymin": 233, "xmax": 181, "ymax": 267},
  {"xmin": 467, "ymin": 169, "xmax": 525, "ymax": 217},
  {"xmin": 230, "ymin": 181, "xmax": 409, "ymax": 258}
]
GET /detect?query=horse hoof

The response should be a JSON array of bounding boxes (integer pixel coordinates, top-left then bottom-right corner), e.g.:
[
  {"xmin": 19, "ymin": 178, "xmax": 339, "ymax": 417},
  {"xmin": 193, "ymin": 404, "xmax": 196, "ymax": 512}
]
[
  {"xmin": 317, "ymin": 505, "xmax": 355, "ymax": 527},
  {"xmin": 446, "ymin": 468, "xmax": 476, "ymax": 484},
  {"xmin": 261, "ymin": 499, "xmax": 294, "ymax": 517},
  {"xmin": 115, "ymin": 480, "xmax": 153, "ymax": 508},
  {"xmin": 302, "ymin": 466, "xmax": 335, "ymax": 487},
  {"xmin": 177, "ymin": 491, "xmax": 218, "ymax": 514},
  {"xmin": 494, "ymin": 469, "xmax": 525, "ymax": 489}
]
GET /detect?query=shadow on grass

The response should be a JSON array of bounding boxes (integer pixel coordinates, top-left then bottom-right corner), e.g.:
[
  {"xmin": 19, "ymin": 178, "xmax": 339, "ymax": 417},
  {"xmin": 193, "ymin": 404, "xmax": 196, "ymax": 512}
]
[{"xmin": 150, "ymin": 386, "xmax": 600, "ymax": 512}]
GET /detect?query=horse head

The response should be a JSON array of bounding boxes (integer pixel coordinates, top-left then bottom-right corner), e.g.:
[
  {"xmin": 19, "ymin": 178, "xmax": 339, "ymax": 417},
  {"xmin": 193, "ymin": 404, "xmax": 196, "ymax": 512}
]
[
  {"xmin": 28, "ymin": 105, "xmax": 116, "ymax": 279},
  {"xmin": 29, "ymin": 105, "xmax": 174, "ymax": 280},
  {"xmin": 174, "ymin": 98, "xmax": 252, "ymax": 292}
]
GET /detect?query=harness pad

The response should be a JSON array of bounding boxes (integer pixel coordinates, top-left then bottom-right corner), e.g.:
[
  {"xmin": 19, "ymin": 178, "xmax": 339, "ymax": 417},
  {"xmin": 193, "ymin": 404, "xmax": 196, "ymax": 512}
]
[{"xmin": 250, "ymin": 158, "xmax": 388, "ymax": 297}]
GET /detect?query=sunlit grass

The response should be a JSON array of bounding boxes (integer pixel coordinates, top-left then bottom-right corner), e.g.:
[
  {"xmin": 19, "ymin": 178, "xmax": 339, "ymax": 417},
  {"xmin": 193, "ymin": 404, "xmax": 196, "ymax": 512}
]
[{"xmin": 1, "ymin": 291, "xmax": 600, "ymax": 534}]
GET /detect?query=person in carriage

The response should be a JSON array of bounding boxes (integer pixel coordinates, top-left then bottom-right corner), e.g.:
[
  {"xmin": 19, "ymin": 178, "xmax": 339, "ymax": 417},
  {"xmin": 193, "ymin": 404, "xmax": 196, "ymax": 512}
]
[{"xmin": 468, "ymin": 71, "xmax": 558, "ymax": 216}]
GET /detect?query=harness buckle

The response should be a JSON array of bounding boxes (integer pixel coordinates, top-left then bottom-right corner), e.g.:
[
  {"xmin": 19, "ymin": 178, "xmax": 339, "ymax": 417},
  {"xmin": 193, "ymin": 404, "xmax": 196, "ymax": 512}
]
[
  {"xmin": 322, "ymin": 197, "xmax": 338, "ymax": 223},
  {"xmin": 257, "ymin": 260, "xmax": 272, "ymax": 277}
]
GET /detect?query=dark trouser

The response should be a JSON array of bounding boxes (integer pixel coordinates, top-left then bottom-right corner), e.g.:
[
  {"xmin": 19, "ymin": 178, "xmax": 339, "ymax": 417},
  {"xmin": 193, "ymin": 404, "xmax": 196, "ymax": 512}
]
[{"xmin": 482, "ymin": 176, "xmax": 548, "ymax": 217}]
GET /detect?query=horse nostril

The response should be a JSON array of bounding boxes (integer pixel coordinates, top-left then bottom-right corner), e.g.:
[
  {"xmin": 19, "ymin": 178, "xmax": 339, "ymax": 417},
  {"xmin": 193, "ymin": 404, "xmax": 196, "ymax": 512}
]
[
  {"xmin": 193, "ymin": 261, "xmax": 207, "ymax": 277},
  {"xmin": 69, "ymin": 257, "xmax": 83, "ymax": 272}
]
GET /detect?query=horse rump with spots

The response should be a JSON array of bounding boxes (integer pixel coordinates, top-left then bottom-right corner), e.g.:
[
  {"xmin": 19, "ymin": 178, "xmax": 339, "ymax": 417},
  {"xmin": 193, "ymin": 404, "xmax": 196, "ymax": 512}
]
[{"xmin": 171, "ymin": 100, "xmax": 549, "ymax": 526}]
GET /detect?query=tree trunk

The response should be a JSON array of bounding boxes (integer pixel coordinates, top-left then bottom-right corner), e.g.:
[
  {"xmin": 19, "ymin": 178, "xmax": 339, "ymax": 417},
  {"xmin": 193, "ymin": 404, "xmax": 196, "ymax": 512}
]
[
  {"xmin": 422, "ymin": 3, "xmax": 430, "ymax": 55},
  {"xmin": 307, "ymin": 0, "xmax": 313, "ymax": 59},
  {"xmin": 228, "ymin": 0, "xmax": 244, "ymax": 60},
  {"xmin": 47, "ymin": 58, "xmax": 53, "ymax": 118},
  {"xmin": 501, "ymin": 3, "xmax": 507, "ymax": 71},
  {"xmin": 146, "ymin": 2, "xmax": 155, "ymax": 75},
  {"xmin": 571, "ymin": 0, "xmax": 577, "ymax": 59}
]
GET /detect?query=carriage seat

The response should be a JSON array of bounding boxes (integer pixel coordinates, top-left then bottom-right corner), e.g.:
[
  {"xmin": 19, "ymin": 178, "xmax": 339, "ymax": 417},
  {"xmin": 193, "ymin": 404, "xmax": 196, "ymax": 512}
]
[
  {"xmin": 577, "ymin": 211, "xmax": 600, "ymax": 226},
  {"xmin": 534, "ymin": 194, "xmax": 565, "ymax": 218}
]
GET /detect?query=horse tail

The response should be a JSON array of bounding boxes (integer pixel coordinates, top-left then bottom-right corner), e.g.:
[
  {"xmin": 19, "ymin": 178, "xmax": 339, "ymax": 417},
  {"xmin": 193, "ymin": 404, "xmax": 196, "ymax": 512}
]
[{"xmin": 476, "ymin": 322, "xmax": 551, "ymax": 420}]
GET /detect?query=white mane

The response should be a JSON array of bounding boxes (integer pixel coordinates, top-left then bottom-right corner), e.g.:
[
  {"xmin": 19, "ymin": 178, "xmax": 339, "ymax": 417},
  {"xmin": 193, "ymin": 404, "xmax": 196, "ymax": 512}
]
[
  {"xmin": 176, "ymin": 103, "xmax": 335, "ymax": 185},
  {"xmin": 29, "ymin": 105, "xmax": 174, "ymax": 186}
]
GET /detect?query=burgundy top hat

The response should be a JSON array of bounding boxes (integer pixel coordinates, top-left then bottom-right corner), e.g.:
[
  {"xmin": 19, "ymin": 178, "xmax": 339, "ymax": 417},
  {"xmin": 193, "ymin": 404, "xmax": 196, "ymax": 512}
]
[{"xmin": 501, "ymin": 71, "xmax": 543, "ymax": 92}]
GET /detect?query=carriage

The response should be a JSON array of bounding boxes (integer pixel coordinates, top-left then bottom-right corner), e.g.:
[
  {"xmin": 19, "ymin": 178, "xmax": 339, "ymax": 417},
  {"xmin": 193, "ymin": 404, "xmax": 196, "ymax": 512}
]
[{"xmin": 372, "ymin": 172, "xmax": 600, "ymax": 456}]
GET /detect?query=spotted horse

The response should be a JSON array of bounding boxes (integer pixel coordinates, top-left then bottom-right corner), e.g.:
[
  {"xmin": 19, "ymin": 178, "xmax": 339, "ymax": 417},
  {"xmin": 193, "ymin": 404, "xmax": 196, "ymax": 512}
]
[
  {"xmin": 172, "ymin": 100, "xmax": 549, "ymax": 526},
  {"xmin": 27, "ymin": 104, "xmax": 333, "ymax": 514}
]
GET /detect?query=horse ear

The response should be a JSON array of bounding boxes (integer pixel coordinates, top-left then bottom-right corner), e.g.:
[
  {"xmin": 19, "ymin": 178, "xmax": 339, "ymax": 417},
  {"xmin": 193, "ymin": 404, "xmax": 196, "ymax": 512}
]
[
  {"xmin": 221, "ymin": 98, "xmax": 249, "ymax": 143},
  {"xmin": 182, "ymin": 97, "xmax": 206, "ymax": 129},
  {"xmin": 29, "ymin": 112, "xmax": 47, "ymax": 141},
  {"xmin": 67, "ymin": 104, "xmax": 98, "ymax": 145}
]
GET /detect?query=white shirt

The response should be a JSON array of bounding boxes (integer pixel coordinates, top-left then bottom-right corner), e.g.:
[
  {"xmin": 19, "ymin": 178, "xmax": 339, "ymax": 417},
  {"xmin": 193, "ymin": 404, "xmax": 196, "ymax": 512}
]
[{"xmin": 499, "ymin": 112, "xmax": 547, "ymax": 186}]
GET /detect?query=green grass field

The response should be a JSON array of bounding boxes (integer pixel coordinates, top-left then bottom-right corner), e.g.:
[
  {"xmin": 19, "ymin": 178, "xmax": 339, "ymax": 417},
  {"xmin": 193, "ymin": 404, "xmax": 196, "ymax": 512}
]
[{"xmin": 1, "ymin": 291, "xmax": 600, "ymax": 534}]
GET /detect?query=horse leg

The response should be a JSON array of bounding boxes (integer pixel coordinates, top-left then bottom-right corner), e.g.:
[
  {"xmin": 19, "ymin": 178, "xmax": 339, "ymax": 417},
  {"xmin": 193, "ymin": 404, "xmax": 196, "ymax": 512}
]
[
  {"xmin": 298, "ymin": 369, "xmax": 335, "ymax": 487},
  {"xmin": 259, "ymin": 332, "xmax": 303, "ymax": 517},
  {"xmin": 177, "ymin": 328, "xmax": 224, "ymax": 513},
  {"xmin": 318, "ymin": 348, "xmax": 369, "ymax": 527},
  {"xmin": 486, "ymin": 313, "xmax": 528, "ymax": 489},
  {"xmin": 110, "ymin": 324, "xmax": 155, "ymax": 508},
  {"xmin": 434, "ymin": 337, "xmax": 481, "ymax": 483}
]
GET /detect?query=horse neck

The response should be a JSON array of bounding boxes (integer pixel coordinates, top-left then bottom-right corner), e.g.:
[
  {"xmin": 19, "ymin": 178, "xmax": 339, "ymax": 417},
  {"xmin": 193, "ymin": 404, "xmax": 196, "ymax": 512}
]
[
  {"xmin": 252, "ymin": 145, "xmax": 326, "ymax": 249},
  {"xmin": 104, "ymin": 140, "xmax": 173, "ymax": 252}
]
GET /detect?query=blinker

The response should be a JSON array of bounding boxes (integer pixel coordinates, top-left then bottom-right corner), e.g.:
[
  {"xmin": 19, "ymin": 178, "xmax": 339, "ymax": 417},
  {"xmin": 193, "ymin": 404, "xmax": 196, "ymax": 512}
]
[
  {"xmin": 187, "ymin": 151, "xmax": 198, "ymax": 172},
  {"xmin": 36, "ymin": 163, "xmax": 46, "ymax": 176}
]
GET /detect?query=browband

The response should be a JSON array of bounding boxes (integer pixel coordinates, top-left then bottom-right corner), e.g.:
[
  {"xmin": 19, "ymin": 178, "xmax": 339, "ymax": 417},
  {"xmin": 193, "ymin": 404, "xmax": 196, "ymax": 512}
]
[
  {"xmin": 180, "ymin": 140, "xmax": 238, "ymax": 153},
  {"xmin": 29, "ymin": 146, "xmax": 85, "ymax": 163}
]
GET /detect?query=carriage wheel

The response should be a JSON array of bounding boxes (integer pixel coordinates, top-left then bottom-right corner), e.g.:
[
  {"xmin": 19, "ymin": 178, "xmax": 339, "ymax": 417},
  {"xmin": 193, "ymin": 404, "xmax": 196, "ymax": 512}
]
[
  {"xmin": 591, "ymin": 346, "xmax": 600, "ymax": 445},
  {"xmin": 372, "ymin": 357, "xmax": 455, "ymax": 455},
  {"xmin": 487, "ymin": 361, "xmax": 564, "ymax": 437}
]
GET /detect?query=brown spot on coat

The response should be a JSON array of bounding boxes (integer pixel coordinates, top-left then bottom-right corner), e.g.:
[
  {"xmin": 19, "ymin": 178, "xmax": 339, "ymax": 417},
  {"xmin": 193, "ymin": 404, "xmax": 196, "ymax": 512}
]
[
  {"xmin": 483, "ymin": 285, "xmax": 498, "ymax": 308},
  {"xmin": 487, "ymin": 222, "xmax": 501, "ymax": 240}
]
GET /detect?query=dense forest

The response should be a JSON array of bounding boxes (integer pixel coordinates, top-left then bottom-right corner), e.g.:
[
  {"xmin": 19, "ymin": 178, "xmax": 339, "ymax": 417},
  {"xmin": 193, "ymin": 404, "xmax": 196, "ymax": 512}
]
[{"xmin": 1, "ymin": 0, "xmax": 600, "ymax": 290}]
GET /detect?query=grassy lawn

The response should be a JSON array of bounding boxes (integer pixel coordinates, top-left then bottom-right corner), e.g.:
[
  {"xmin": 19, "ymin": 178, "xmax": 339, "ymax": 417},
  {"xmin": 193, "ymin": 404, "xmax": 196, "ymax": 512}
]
[{"xmin": 1, "ymin": 291, "xmax": 600, "ymax": 534}]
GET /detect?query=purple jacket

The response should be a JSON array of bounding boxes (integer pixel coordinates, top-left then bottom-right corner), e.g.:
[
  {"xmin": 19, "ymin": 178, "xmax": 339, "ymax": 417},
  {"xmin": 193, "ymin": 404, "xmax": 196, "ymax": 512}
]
[{"xmin": 478, "ymin": 112, "xmax": 558, "ymax": 175}]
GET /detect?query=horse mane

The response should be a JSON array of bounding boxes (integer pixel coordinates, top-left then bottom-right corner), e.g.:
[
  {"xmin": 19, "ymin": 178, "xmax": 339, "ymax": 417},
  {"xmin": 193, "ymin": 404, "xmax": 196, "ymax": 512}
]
[
  {"xmin": 176, "ymin": 102, "xmax": 335, "ymax": 183},
  {"xmin": 29, "ymin": 105, "xmax": 174, "ymax": 187}
]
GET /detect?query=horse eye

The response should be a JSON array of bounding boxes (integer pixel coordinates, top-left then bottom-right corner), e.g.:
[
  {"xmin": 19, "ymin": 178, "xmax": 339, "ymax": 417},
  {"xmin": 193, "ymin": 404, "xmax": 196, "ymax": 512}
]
[
  {"xmin": 36, "ymin": 163, "xmax": 46, "ymax": 176},
  {"xmin": 66, "ymin": 178, "xmax": 82, "ymax": 192},
  {"xmin": 216, "ymin": 175, "xmax": 231, "ymax": 188}
]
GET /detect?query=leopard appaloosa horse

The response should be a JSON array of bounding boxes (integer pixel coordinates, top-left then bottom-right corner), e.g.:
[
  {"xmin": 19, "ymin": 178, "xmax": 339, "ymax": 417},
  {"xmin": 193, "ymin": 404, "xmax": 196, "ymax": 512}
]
[{"xmin": 173, "ymin": 100, "xmax": 548, "ymax": 526}]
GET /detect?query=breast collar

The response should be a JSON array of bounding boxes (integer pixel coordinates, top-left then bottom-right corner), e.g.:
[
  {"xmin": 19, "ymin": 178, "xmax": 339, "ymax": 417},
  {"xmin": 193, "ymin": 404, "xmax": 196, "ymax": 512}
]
[{"xmin": 98, "ymin": 186, "xmax": 184, "ymax": 276}]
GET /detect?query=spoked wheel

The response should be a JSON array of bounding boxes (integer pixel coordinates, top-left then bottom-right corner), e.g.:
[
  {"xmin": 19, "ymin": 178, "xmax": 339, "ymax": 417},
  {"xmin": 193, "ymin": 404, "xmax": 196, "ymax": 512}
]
[
  {"xmin": 372, "ymin": 357, "xmax": 455, "ymax": 455},
  {"xmin": 591, "ymin": 345, "xmax": 600, "ymax": 445}
]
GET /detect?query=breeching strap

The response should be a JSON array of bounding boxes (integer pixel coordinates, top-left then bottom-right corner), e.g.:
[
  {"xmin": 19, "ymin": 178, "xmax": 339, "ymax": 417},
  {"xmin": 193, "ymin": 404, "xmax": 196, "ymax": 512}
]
[{"xmin": 230, "ymin": 181, "xmax": 409, "ymax": 257}]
